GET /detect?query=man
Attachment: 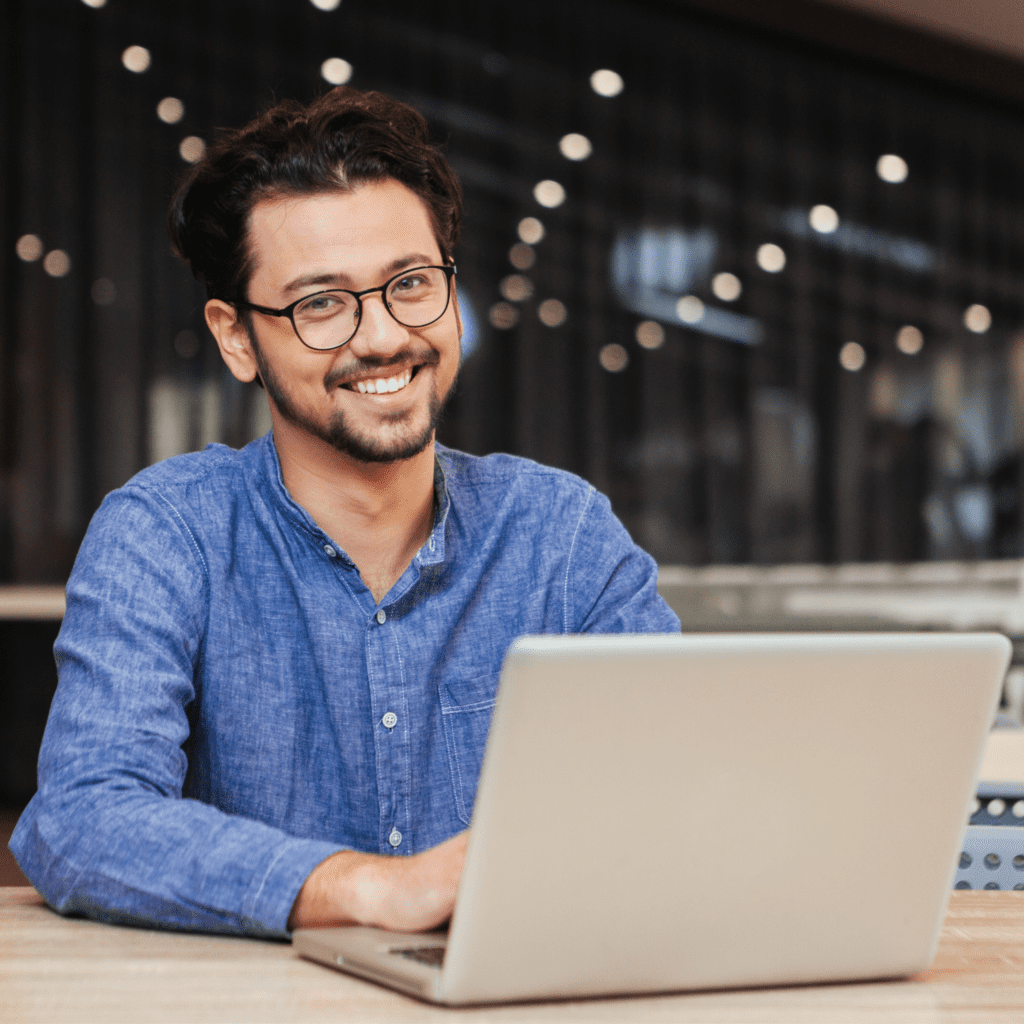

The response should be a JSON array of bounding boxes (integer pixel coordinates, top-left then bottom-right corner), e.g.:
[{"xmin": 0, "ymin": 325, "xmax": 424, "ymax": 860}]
[{"xmin": 10, "ymin": 88, "xmax": 679, "ymax": 937}]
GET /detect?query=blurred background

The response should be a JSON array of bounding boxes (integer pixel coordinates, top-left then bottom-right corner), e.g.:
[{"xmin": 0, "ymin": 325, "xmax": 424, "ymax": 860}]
[{"xmin": 6, "ymin": 0, "xmax": 1024, "ymax": 855}]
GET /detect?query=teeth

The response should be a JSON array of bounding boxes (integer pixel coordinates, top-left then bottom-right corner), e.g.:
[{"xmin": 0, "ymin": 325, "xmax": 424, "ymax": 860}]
[{"xmin": 350, "ymin": 370, "xmax": 413, "ymax": 395}]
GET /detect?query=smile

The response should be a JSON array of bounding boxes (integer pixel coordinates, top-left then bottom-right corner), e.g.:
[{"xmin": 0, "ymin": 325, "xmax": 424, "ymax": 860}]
[{"xmin": 344, "ymin": 368, "xmax": 415, "ymax": 395}]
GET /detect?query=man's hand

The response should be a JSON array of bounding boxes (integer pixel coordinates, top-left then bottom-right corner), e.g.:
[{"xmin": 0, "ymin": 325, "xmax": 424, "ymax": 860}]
[{"xmin": 287, "ymin": 831, "xmax": 469, "ymax": 932}]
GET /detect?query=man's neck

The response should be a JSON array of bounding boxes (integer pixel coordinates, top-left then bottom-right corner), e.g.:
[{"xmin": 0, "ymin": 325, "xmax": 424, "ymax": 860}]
[{"xmin": 271, "ymin": 417, "xmax": 437, "ymax": 603}]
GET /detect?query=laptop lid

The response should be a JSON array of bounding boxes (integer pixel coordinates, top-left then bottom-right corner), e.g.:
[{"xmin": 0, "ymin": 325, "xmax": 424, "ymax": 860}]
[{"xmin": 295, "ymin": 631, "xmax": 1010, "ymax": 1005}]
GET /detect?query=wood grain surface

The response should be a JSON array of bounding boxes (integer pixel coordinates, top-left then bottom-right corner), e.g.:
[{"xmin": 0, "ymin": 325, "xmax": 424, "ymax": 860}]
[{"xmin": 3, "ymin": 888, "xmax": 1024, "ymax": 1023}]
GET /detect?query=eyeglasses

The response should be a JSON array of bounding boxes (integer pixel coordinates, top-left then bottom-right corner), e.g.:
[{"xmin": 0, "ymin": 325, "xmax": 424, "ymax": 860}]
[{"xmin": 235, "ymin": 264, "xmax": 457, "ymax": 352}]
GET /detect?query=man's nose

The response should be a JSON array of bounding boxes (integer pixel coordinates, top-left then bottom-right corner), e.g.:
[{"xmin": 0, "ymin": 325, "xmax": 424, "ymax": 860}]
[{"xmin": 347, "ymin": 291, "xmax": 408, "ymax": 357}]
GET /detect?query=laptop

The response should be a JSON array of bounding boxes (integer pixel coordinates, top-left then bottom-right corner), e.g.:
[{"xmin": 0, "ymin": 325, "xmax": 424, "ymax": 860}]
[{"xmin": 294, "ymin": 631, "xmax": 1011, "ymax": 1005}]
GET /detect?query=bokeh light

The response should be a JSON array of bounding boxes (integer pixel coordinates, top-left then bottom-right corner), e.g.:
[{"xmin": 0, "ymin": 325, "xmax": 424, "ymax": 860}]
[
  {"xmin": 599, "ymin": 343, "xmax": 629, "ymax": 372},
  {"xmin": 559, "ymin": 133, "xmax": 592, "ymax": 160},
  {"xmin": 676, "ymin": 295, "xmax": 704, "ymax": 324},
  {"xmin": 15, "ymin": 234, "xmax": 43, "ymax": 262},
  {"xmin": 518, "ymin": 217, "xmax": 545, "ymax": 245},
  {"xmin": 538, "ymin": 298, "xmax": 567, "ymax": 327},
  {"xmin": 122, "ymin": 46, "xmax": 151, "ymax": 73},
  {"xmin": 964, "ymin": 304, "xmax": 991, "ymax": 333},
  {"xmin": 309, "ymin": 0, "xmax": 342, "ymax": 9},
  {"xmin": 809, "ymin": 204, "xmax": 839, "ymax": 233},
  {"xmin": 839, "ymin": 341, "xmax": 866, "ymax": 371},
  {"xmin": 533, "ymin": 180, "xmax": 565, "ymax": 208},
  {"xmin": 43, "ymin": 250, "xmax": 71, "ymax": 277},
  {"xmin": 179, "ymin": 136, "xmax": 206, "ymax": 163},
  {"xmin": 636, "ymin": 320, "xmax": 665, "ymax": 349},
  {"xmin": 896, "ymin": 325, "xmax": 924, "ymax": 355},
  {"xmin": 91, "ymin": 278, "xmax": 116, "ymax": 305},
  {"xmin": 712, "ymin": 272, "xmax": 742, "ymax": 302},
  {"xmin": 590, "ymin": 69, "xmax": 624, "ymax": 97},
  {"xmin": 156, "ymin": 97, "xmax": 184, "ymax": 124},
  {"xmin": 489, "ymin": 302, "xmax": 519, "ymax": 329},
  {"xmin": 756, "ymin": 243, "xmax": 786, "ymax": 273},
  {"xmin": 321, "ymin": 58, "xmax": 353, "ymax": 85},
  {"xmin": 509, "ymin": 242, "xmax": 535, "ymax": 270},
  {"xmin": 876, "ymin": 154, "xmax": 909, "ymax": 183},
  {"xmin": 174, "ymin": 330, "xmax": 200, "ymax": 358},
  {"xmin": 499, "ymin": 275, "xmax": 533, "ymax": 302}
]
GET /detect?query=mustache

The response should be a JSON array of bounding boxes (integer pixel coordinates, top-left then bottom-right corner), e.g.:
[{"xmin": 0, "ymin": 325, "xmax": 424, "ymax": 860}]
[{"xmin": 323, "ymin": 349, "xmax": 440, "ymax": 389}]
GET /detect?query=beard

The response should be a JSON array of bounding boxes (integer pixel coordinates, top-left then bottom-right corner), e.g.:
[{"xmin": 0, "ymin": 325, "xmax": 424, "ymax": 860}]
[{"xmin": 251, "ymin": 340, "xmax": 454, "ymax": 464}]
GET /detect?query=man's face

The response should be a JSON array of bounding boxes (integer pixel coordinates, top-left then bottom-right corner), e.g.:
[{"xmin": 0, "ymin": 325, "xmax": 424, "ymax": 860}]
[{"xmin": 241, "ymin": 179, "xmax": 461, "ymax": 463}]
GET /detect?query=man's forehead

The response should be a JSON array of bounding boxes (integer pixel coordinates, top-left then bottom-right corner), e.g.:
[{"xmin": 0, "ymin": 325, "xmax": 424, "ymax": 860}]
[{"xmin": 245, "ymin": 180, "xmax": 441, "ymax": 293}]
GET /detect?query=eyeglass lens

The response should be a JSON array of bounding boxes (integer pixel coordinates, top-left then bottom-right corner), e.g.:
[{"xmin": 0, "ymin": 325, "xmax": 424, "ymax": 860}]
[{"xmin": 293, "ymin": 267, "xmax": 450, "ymax": 350}]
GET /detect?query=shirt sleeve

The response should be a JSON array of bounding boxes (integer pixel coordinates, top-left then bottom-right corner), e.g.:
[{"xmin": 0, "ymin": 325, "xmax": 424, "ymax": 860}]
[
  {"xmin": 8, "ymin": 486, "xmax": 344, "ymax": 938},
  {"xmin": 564, "ymin": 487, "xmax": 682, "ymax": 634}
]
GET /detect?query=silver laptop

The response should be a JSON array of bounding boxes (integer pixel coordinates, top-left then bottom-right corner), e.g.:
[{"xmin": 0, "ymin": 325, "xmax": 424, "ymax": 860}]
[{"xmin": 294, "ymin": 631, "xmax": 1010, "ymax": 1005}]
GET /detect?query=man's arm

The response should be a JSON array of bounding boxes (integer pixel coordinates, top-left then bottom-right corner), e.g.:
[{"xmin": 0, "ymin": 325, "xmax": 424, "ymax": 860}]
[
  {"xmin": 288, "ymin": 830, "xmax": 468, "ymax": 931},
  {"xmin": 9, "ymin": 487, "xmax": 341, "ymax": 937},
  {"xmin": 564, "ymin": 488, "xmax": 681, "ymax": 635}
]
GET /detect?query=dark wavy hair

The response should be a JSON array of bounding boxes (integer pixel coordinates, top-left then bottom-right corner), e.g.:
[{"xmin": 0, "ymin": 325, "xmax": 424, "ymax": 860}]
[{"xmin": 167, "ymin": 87, "xmax": 463, "ymax": 303}]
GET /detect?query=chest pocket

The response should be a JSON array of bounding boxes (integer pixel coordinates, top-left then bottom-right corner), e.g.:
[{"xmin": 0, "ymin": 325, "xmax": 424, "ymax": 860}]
[{"xmin": 439, "ymin": 674, "xmax": 499, "ymax": 825}]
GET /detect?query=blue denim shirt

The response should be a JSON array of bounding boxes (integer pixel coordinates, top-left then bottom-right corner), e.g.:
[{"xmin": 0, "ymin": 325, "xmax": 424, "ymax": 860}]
[{"xmin": 10, "ymin": 434, "xmax": 679, "ymax": 937}]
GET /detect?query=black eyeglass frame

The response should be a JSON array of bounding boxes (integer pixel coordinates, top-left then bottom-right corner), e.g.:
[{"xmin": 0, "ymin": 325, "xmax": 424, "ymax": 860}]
[{"xmin": 233, "ymin": 264, "xmax": 457, "ymax": 352}]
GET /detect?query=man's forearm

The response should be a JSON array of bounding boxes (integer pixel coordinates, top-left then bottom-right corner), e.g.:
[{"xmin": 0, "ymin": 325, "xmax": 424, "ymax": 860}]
[{"xmin": 288, "ymin": 831, "xmax": 468, "ymax": 932}]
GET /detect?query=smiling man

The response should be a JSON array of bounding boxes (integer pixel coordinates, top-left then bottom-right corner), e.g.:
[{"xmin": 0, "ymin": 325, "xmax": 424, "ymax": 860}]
[{"xmin": 10, "ymin": 88, "xmax": 679, "ymax": 937}]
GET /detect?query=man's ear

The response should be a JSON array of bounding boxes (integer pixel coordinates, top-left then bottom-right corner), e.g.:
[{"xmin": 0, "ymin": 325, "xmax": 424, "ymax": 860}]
[{"xmin": 205, "ymin": 300, "xmax": 260, "ymax": 384}]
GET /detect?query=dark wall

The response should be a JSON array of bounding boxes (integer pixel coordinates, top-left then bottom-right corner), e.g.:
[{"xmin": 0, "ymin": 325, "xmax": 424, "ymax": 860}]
[{"xmin": 3, "ymin": 0, "xmax": 1024, "ymax": 579}]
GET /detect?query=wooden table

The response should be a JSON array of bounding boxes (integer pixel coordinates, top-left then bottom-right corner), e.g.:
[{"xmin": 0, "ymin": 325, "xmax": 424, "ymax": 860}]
[{"xmin": 2, "ymin": 888, "xmax": 1023, "ymax": 1023}]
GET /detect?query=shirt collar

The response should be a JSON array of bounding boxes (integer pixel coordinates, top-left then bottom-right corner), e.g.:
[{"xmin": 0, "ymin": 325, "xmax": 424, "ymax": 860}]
[{"xmin": 255, "ymin": 432, "xmax": 453, "ymax": 567}]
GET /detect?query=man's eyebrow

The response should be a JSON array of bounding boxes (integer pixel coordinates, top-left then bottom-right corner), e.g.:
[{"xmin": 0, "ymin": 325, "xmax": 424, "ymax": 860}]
[{"xmin": 281, "ymin": 254, "xmax": 440, "ymax": 296}]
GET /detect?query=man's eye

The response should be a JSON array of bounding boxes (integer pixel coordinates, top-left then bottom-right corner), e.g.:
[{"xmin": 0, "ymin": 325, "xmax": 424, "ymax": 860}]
[
  {"xmin": 393, "ymin": 275, "xmax": 426, "ymax": 292},
  {"xmin": 298, "ymin": 293, "xmax": 345, "ymax": 316}
]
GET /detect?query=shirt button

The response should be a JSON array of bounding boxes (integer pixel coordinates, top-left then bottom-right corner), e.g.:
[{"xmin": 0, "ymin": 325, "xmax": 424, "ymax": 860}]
[
  {"xmin": 323, "ymin": 544, "xmax": 337, "ymax": 558},
  {"xmin": 382, "ymin": 711, "xmax": 397, "ymax": 729},
  {"xmin": 389, "ymin": 829, "xmax": 402, "ymax": 848},
  {"xmin": 376, "ymin": 609, "xmax": 387, "ymax": 624}
]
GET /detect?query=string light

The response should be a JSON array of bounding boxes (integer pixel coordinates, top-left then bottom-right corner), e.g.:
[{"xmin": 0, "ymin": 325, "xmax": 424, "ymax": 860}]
[
  {"xmin": 896, "ymin": 325, "xmax": 924, "ymax": 355},
  {"xmin": 518, "ymin": 218, "xmax": 545, "ymax": 245},
  {"xmin": 321, "ymin": 58, "xmax": 353, "ymax": 85},
  {"xmin": 599, "ymin": 344, "xmax": 628, "ymax": 372},
  {"xmin": 489, "ymin": 302, "xmax": 519, "ymax": 329},
  {"xmin": 179, "ymin": 136, "xmax": 206, "ymax": 163},
  {"xmin": 499, "ymin": 275, "xmax": 533, "ymax": 302},
  {"xmin": 676, "ymin": 296, "xmax": 704, "ymax": 324},
  {"xmin": 538, "ymin": 299, "xmax": 567, "ymax": 327},
  {"xmin": 809, "ymin": 205, "xmax": 839, "ymax": 233},
  {"xmin": 590, "ymin": 69, "xmax": 624, "ymax": 97},
  {"xmin": 533, "ymin": 180, "xmax": 565, "ymax": 208},
  {"xmin": 91, "ymin": 278, "xmax": 116, "ymax": 305},
  {"xmin": 157, "ymin": 98, "xmax": 184, "ymax": 124},
  {"xmin": 43, "ymin": 250, "xmax": 71, "ymax": 277},
  {"xmin": 877, "ymin": 154, "xmax": 908, "ymax": 183},
  {"xmin": 636, "ymin": 321, "xmax": 664, "ymax": 349},
  {"xmin": 508, "ymin": 243, "xmax": 535, "ymax": 270},
  {"xmin": 756, "ymin": 243, "xmax": 786, "ymax": 273},
  {"xmin": 122, "ymin": 46, "xmax": 151, "ymax": 73},
  {"xmin": 712, "ymin": 272, "xmax": 741, "ymax": 302},
  {"xmin": 964, "ymin": 304, "xmax": 991, "ymax": 333},
  {"xmin": 15, "ymin": 235, "xmax": 43, "ymax": 262},
  {"xmin": 559, "ymin": 133, "xmax": 592, "ymax": 161},
  {"xmin": 839, "ymin": 341, "xmax": 866, "ymax": 371}
]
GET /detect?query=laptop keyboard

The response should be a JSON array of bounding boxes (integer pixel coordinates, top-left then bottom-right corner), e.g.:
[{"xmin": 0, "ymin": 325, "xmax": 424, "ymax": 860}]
[{"xmin": 394, "ymin": 946, "xmax": 446, "ymax": 969}]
